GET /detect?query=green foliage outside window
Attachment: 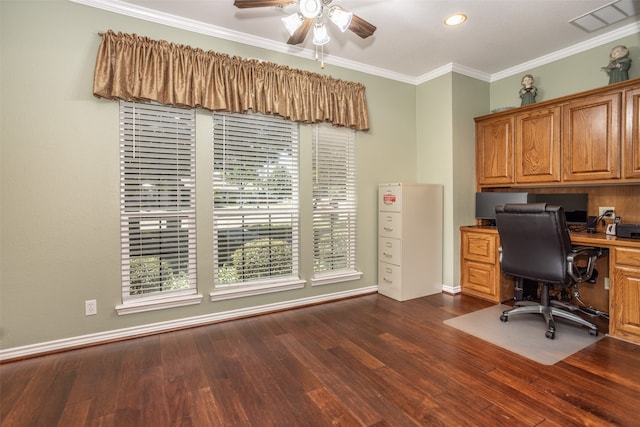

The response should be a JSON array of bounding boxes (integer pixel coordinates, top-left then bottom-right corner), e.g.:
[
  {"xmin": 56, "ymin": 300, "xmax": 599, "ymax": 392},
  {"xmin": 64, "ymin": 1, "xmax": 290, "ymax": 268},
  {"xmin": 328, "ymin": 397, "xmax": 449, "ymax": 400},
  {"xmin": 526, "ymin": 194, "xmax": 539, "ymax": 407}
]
[
  {"xmin": 129, "ymin": 256, "xmax": 189, "ymax": 295},
  {"xmin": 218, "ymin": 237, "xmax": 292, "ymax": 284}
]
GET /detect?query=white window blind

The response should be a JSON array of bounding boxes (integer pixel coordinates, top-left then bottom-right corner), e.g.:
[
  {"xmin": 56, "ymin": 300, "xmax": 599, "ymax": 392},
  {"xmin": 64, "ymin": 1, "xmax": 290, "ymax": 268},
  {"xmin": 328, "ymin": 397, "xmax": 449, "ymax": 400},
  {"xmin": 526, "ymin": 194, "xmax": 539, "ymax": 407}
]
[
  {"xmin": 119, "ymin": 101, "xmax": 197, "ymax": 305},
  {"xmin": 312, "ymin": 123, "xmax": 359, "ymax": 281},
  {"xmin": 212, "ymin": 112, "xmax": 300, "ymax": 290}
]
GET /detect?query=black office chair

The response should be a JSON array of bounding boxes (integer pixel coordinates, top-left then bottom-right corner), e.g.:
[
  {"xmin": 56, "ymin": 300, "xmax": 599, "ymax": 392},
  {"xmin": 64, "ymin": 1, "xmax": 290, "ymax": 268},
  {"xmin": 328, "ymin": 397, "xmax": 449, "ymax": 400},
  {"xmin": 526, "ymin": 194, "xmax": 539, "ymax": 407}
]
[{"xmin": 495, "ymin": 203, "xmax": 600, "ymax": 339}]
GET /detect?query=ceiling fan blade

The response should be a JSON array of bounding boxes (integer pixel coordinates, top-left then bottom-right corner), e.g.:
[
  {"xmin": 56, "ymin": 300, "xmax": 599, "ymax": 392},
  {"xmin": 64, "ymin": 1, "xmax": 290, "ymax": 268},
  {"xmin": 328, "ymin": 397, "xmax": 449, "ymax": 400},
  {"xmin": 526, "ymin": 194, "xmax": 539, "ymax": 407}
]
[
  {"xmin": 339, "ymin": 7, "xmax": 376, "ymax": 39},
  {"xmin": 233, "ymin": 0, "xmax": 294, "ymax": 8},
  {"xmin": 349, "ymin": 14, "xmax": 377, "ymax": 38},
  {"xmin": 287, "ymin": 18, "xmax": 313, "ymax": 45}
]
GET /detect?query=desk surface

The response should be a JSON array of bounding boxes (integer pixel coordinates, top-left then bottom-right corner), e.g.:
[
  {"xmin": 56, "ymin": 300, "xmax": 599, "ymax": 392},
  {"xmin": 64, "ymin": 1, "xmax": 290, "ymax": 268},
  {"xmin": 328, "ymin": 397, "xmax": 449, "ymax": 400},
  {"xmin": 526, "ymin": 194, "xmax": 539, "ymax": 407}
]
[
  {"xmin": 461, "ymin": 226, "xmax": 640, "ymax": 250},
  {"xmin": 568, "ymin": 231, "xmax": 640, "ymax": 249}
]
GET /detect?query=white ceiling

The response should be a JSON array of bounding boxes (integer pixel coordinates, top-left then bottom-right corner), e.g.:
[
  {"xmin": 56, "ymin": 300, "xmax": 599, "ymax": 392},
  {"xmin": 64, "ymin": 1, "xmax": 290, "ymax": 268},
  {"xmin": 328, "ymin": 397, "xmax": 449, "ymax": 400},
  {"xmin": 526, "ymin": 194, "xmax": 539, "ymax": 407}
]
[{"xmin": 76, "ymin": 0, "xmax": 640, "ymax": 83}]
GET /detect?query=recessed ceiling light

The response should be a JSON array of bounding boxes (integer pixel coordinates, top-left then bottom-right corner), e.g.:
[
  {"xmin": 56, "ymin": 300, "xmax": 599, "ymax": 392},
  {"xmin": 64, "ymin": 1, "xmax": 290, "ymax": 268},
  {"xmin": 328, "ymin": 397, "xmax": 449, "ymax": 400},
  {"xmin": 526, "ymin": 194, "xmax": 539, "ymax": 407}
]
[{"xmin": 445, "ymin": 13, "xmax": 467, "ymax": 26}]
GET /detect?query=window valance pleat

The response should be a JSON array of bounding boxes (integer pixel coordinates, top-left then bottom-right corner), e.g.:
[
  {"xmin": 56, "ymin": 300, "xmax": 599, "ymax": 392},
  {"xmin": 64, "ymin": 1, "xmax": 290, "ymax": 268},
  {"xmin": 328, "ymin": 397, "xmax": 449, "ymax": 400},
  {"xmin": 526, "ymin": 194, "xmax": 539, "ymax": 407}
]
[{"xmin": 93, "ymin": 30, "xmax": 370, "ymax": 131}]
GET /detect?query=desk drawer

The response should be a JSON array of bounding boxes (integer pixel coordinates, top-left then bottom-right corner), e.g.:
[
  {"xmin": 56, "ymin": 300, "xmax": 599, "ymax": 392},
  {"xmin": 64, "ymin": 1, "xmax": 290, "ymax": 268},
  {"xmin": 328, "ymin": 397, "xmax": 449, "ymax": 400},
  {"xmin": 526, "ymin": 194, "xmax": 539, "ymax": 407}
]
[
  {"xmin": 462, "ymin": 231, "xmax": 497, "ymax": 264},
  {"xmin": 615, "ymin": 247, "xmax": 640, "ymax": 267}
]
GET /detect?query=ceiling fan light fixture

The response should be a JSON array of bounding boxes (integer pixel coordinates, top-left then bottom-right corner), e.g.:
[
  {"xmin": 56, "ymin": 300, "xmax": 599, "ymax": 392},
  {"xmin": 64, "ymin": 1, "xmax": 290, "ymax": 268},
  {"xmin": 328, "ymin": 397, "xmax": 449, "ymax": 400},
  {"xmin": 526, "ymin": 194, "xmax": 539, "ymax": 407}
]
[
  {"xmin": 312, "ymin": 23, "xmax": 330, "ymax": 45},
  {"xmin": 329, "ymin": 6, "xmax": 353, "ymax": 32},
  {"xmin": 444, "ymin": 13, "xmax": 467, "ymax": 26},
  {"xmin": 300, "ymin": 0, "xmax": 322, "ymax": 19},
  {"xmin": 281, "ymin": 13, "xmax": 303, "ymax": 36}
]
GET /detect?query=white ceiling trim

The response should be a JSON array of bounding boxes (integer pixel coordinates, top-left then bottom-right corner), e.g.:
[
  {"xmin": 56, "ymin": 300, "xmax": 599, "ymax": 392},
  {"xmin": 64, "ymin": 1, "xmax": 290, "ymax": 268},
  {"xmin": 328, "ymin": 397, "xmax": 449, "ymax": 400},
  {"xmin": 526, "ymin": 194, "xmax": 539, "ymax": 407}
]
[
  {"xmin": 491, "ymin": 20, "xmax": 640, "ymax": 82},
  {"xmin": 71, "ymin": 0, "xmax": 638, "ymax": 85},
  {"xmin": 70, "ymin": 0, "xmax": 417, "ymax": 83}
]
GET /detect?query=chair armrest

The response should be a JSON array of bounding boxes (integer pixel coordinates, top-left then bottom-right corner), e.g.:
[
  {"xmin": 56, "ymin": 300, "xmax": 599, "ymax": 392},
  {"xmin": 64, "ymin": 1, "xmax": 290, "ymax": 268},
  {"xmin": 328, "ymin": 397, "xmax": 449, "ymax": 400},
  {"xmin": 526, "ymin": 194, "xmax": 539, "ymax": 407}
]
[{"xmin": 567, "ymin": 246, "xmax": 601, "ymax": 283}]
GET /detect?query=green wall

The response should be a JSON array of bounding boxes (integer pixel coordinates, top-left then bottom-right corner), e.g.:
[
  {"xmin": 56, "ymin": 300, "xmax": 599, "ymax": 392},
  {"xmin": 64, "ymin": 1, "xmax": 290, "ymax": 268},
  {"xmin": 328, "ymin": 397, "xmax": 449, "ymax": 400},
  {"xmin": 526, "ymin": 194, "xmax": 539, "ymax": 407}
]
[
  {"xmin": 416, "ymin": 74, "xmax": 488, "ymax": 289},
  {"xmin": 0, "ymin": 0, "xmax": 416, "ymax": 351},
  {"xmin": 1, "ymin": 0, "xmax": 638, "ymax": 353},
  {"xmin": 490, "ymin": 33, "xmax": 640, "ymax": 110}
]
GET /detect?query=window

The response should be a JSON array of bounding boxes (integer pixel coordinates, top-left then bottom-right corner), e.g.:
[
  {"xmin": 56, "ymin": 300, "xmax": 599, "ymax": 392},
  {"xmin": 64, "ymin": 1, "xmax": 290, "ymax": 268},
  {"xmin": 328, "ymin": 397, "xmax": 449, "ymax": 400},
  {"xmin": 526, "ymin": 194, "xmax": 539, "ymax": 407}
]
[
  {"xmin": 117, "ymin": 101, "xmax": 201, "ymax": 314},
  {"xmin": 312, "ymin": 123, "xmax": 361, "ymax": 285},
  {"xmin": 211, "ymin": 112, "xmax": 304, "ymax": 300}
]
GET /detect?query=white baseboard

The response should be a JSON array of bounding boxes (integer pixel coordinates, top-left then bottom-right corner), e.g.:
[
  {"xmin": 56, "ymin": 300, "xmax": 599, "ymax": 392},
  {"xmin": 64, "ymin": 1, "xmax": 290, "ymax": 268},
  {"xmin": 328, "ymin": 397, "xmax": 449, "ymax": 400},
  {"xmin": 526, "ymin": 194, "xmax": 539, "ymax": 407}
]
[
  {"xmin": 442, "ymin": 283, "xmax": 462, "ymax": 295},
  {"xmin": 1, "ymin": 286, "xmax": 378, "ymax": 362}
]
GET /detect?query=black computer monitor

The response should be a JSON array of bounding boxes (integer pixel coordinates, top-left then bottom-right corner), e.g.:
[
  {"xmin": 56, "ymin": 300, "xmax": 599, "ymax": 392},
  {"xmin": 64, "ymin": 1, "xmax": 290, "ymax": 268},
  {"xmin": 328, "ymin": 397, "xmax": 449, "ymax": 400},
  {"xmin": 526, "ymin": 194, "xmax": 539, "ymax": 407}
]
[
  {"xmin": 529, "ymin": 193, "xmax": 588, "ymax": 226},
  {"xmin": 475, "ymin": 192, "xmax": 530, "ymax": 224}
]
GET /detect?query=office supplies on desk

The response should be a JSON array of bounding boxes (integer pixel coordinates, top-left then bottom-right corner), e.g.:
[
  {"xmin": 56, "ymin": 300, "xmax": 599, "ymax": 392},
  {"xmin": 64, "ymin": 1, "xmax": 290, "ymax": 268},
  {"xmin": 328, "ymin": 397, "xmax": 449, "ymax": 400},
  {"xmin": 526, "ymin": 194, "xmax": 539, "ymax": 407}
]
[{"xmin": 616, "ymin": 224, "xmax": 640, "ymax": 239}]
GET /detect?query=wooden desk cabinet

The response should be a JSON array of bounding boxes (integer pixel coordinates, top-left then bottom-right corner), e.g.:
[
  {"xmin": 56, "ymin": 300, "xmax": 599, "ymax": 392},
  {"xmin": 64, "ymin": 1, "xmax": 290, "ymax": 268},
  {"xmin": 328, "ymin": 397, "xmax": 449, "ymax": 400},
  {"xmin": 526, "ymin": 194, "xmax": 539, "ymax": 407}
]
[
  {"xmin": 476, "ymin": 78, "xmax": 640, "ymax": 188},
  {"xmin": 610, "ymin": 247, "xmax": 640, "ymax": 343},
  {"xmin": 515, "ymin": 106, "xmax": 561, "ymax": 184},
  {"xmin": 460, "ymin": 227, "xmax": 513, "ymax": 302},
  {"xmin": 562, "ymin": 92, "xmax": 620, "ymax": 182},
  {"xmin": 462, "ymin": 226, "xmax": 640, "ymax": 345},
  {"xmin": 624, "ymin": 87, "xmax": 640, "ymax": 178},
  {"xmin": 476, "ymin": 116, "xmax": 514, "ymax": 186}
]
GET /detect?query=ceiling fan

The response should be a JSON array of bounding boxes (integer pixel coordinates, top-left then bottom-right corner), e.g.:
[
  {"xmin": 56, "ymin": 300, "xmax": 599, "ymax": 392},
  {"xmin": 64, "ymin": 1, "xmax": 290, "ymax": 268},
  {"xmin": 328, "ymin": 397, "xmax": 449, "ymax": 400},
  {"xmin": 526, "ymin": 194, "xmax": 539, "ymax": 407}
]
[{"xmin": 234, "ymin": 0, "xmax": 377, "ymax": 46}]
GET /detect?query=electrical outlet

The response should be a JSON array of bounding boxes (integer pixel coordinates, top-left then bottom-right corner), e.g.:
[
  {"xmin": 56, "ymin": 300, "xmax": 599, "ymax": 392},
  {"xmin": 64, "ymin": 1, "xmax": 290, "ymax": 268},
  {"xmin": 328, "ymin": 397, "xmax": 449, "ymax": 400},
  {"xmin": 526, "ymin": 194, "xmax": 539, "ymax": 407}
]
[
  {"xmin": 598, "ymin": 206, "xmax": 615, "ymax": 219},
  {"xmin": 604, "ymin": 277, "xmax": 610, "ymax": 290},
  {"xmin": 85, "ymin": 299, "xmax": 97, "ymax": 316}
]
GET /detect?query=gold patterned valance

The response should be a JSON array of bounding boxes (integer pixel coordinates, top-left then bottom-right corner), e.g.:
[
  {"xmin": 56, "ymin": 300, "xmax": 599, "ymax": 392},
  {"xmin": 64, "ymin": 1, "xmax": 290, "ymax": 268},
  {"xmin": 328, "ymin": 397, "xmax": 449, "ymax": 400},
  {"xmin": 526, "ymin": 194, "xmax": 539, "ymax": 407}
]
[{"xmin": 92, "ymin": 30, "xmax": 369, "ymax": 130}]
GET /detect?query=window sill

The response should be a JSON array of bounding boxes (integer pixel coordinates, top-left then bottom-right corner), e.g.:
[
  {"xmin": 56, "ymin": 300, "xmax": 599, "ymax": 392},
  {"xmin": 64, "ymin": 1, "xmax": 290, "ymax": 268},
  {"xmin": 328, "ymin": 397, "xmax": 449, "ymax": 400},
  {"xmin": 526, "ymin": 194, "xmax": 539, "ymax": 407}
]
[
  {"xmin": 116, "ymin": 293, "xmax": 203, "ymax": 315},
  {"xmin": 311, "ymin": 270, "xmax": 363, "ymax": 286},
  {"xmin": 210, "ymin": 279, "xmax": 306, "ymax": 301}
]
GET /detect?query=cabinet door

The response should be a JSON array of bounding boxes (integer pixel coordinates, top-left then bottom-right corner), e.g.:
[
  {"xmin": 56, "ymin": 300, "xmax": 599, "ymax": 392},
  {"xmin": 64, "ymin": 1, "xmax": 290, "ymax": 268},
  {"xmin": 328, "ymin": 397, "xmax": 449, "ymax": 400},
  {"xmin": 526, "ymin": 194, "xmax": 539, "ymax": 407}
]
[
  {"xmin": 461, "ymin": 260, "xmax": 498, "ymax": 300},
  {"xmin": 624, "ymin": 87, "xmax": 640, "ymax": 178},
  {"xmin": 610, "ymin": 248, "xmax": 640, "ymax": 344},
  {"xmin": 462, "ymin": 231, "xmax": 496, "ymax": 264},
  {"xmin": 515, "ymin": 106, "xmax": 561, "ymax": 183},
  {"xmin": 562, "ymin": 93, "xmax": 621, "ymax": 181},
  {"xmin": 476, "ymin": 116, "xmax": 514, "ymax": 186}
]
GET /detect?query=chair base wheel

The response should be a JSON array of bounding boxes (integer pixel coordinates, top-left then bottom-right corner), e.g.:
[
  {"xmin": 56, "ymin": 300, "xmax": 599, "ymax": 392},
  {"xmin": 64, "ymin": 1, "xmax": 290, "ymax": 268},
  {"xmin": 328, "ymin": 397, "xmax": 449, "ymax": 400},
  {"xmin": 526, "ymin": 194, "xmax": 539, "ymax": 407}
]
[
  {"xmin": 500, "ymin": 314, "xmax": 508, "ymax": 322},
  {"xmin": 589, "ymin": 328, "xmax": 598, "ymax": 337},
  {"xmin": 545, "ymin": 330, "xmax": 555, "ymax": 339}
]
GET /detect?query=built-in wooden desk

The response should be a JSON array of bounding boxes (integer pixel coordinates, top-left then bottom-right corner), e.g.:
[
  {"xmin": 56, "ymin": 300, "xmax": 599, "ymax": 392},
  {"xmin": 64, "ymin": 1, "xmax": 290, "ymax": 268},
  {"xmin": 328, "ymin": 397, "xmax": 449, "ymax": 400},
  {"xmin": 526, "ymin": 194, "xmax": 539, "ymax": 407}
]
[{"xmin": 460, "ymin": 226, "xmax": 640, "ymax": 344}]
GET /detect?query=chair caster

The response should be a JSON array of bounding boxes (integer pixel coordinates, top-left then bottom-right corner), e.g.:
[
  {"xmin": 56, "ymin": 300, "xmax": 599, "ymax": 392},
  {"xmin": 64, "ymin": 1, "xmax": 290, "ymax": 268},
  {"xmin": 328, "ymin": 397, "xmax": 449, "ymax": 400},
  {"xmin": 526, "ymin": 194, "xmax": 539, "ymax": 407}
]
[
  {"xmin": 589, "ymin": 328, "xmax": 598, "ymax": 337},
  {"xmin": 545, "ymin": 330, "xmax": 555, "ymax": 339},
  {"xmin": 500, "ymin": 314, "xmax": 508, "ymax": 322}
]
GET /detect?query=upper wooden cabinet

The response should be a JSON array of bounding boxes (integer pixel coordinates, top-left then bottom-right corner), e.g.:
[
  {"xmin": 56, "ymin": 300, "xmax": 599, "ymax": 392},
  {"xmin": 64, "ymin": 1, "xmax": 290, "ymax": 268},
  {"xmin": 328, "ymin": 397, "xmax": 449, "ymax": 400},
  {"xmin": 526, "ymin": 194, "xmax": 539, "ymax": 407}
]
[
  {"xmin": 624, "ymin": 87, "xmax": 640, "ymax": 178},
  {"xmin": 476, "ymin": 116, "xmax": 514, "ymax": 186},
  {"xmin": 475, "ymin": 78, "xmax": 640, "ymax": 188},
  {"xmin": 515, "ymin": 106, "xmax": 561, "ymax": 183},
  {"xmin": 562, "ymin": 92, "xmax": 621, "ymax": 182}
]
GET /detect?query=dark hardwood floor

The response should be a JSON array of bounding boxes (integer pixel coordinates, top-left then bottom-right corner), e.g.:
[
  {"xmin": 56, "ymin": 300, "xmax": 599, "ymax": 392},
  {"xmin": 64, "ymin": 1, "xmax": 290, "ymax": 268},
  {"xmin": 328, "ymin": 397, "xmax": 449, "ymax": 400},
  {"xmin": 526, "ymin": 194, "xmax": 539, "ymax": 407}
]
[{"xmin": 2, "ymin": 293, "xmax": 640, "ymax": 426}]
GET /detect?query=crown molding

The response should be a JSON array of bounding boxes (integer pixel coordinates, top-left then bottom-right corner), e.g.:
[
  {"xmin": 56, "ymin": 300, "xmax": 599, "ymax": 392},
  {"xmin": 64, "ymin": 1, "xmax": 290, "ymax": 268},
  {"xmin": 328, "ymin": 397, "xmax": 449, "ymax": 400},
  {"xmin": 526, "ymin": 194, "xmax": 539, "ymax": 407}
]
[
  {"xmin": 70, "ymin": 0, "xmax": 417, "ymax": 83},
  {"xmin": 490, "ymin": 21, "xmax": 640, "ymax": 82},
  {"xmin": 71, "ymin": 0, "xmax": 638, "ymax": 85},
  {"xmin": 415, "ymin": 63, "xmax": 491, "ymax": 85}
]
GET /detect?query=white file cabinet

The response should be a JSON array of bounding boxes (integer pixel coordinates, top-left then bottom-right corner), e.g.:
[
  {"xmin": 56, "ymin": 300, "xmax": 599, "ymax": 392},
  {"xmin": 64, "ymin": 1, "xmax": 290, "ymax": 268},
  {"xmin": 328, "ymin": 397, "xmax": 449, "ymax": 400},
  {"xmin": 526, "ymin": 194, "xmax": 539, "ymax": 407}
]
[{"xmin": 378, "ymin": 183, "xmax": 443, "ymax": 301}]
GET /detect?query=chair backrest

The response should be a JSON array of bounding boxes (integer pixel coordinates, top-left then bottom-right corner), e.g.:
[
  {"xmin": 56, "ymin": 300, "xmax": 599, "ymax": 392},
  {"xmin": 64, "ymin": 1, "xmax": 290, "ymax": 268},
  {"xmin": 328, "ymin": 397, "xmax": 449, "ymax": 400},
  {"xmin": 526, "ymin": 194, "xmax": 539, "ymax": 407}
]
[{"xmin": 495, "ymin": 203, "xmax": 572, "ymax": 285}]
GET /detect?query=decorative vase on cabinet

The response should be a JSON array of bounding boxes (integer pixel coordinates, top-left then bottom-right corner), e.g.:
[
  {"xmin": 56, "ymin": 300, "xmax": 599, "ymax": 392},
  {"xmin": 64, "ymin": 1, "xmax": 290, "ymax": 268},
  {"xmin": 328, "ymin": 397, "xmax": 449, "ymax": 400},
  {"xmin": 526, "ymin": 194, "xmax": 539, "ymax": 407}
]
[{"xmin": 377, "ymin": 183, "xmax": 443, "ymax": 301}]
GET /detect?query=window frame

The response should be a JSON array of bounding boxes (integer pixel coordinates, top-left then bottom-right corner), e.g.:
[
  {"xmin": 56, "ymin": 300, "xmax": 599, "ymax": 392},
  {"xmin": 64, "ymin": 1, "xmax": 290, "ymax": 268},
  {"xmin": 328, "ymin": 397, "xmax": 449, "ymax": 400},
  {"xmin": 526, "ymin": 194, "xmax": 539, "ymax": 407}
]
[
  {"xmin": 210, "ymin": 111, "xmax": 305, "ymax": 301},
  {"xmin": 311, "ymin": 123, "xmax": 362, "ymax": 286},
  {"xmin": 116, "ymin": 101, "xmax": 202, "ymax": 315}
]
